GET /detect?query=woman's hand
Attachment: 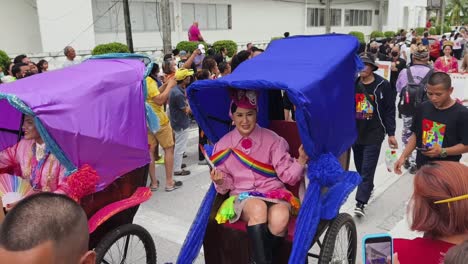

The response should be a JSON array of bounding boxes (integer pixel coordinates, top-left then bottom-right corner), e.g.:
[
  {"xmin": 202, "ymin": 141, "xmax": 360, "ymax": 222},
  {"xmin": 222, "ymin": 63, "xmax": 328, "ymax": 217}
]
[
  {"xmin": 297, "ymin": 145, "xmax": 309, "ymax": 166},
  {"xmin": 210, "ymin": 168, "xmax": 224, "ymax": 185}
]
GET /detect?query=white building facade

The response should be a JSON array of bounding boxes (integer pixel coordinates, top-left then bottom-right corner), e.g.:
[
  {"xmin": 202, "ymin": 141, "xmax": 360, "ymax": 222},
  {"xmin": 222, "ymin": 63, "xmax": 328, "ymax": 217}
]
[{"xmin": 2, "ymin": 0, "xmax": 427, "ymax": 55}]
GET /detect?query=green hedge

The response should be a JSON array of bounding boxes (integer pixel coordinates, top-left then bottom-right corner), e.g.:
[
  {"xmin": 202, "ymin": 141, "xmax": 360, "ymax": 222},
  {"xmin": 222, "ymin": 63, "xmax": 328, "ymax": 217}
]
[
  {"xmin": 434, "ymin": 24, "xmax": 452, "ymax": 35},
  {"xmin": 370, "ymin": 31, "xmax": 384, "ymax": 39},
  {"xmin": 384, "ymin": 31, "xmax": 395, "ymax": 38},
  {"xmin": 212, "ymin": 40, "xmax": 237, "ymax": 57},
  {"xmin": 0, "ymin": 50, "xmax": 10, "ymax": 74},
  {"xmin": 429, "ymin": 27, "xmax": 438, "ymax": 35},
  {"xmin": 92, "ymin": 42, "xmax": 130, "ymax": 55},
  {"xmin": 415, "ymin": 27, "xmax": 426, "ymax": 36},
  {"xmin": 175, "ymin": 41, "xmax": 208, "ymax": 54},
  {"xmin": 348, "ymin": 31, "xmax": 365, "ymax": 44}
]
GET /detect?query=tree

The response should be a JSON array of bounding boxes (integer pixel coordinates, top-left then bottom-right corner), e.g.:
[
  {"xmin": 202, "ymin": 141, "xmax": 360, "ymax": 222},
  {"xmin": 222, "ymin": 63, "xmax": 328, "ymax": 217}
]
[{"xmin": 446, "ymin": 0, "xmax": 467, "ymax": 25}]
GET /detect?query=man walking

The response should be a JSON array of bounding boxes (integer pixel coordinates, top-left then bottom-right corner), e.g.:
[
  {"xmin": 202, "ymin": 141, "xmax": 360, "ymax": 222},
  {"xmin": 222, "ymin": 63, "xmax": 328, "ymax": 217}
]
[
  {"xmin": 170, "ymin": 69, "xmax": 194, "ymax": 176},
  {"xmin": 354, "ymin": 53, "xmax": 398, "ymax": 217},
  {"xmin": 395, "ymin": 46, "xmax": 433, "ymax": 174},
  {"xmin": 394, "ymin": 72, "xmax": 468, "ymax": 174}
]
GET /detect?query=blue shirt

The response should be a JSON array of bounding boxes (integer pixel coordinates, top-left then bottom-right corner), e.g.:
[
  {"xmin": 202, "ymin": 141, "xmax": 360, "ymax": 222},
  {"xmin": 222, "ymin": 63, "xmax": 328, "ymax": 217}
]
[{"xmin": 169, "ymin": 85, "xmax": 190, "ymax": 131}]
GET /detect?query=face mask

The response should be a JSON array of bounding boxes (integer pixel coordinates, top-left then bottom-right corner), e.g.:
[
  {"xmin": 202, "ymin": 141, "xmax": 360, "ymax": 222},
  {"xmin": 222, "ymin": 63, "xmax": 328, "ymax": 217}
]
[
  {"xmin": 391, "ymin": 52, "xmax": 399, "ymax": 57},
  {"xmin": 370, "ymin": 48, "xmax": 378, "ymax": 53}
]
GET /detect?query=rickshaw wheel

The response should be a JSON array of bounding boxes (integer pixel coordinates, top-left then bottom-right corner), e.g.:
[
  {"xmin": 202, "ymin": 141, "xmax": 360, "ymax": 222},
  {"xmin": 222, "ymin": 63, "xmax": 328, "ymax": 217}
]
[
  {"xmin": 94, "ymin": 223, "xmax": 156, "ymax": 264},
  {"xmin": 318, "ymin": 213, "xmax": 357, "ymax": 264}
]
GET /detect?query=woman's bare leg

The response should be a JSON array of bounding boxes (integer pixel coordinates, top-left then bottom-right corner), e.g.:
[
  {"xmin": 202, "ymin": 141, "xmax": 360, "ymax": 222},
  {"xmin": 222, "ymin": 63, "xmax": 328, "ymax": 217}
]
[
  {"xmin": 267, "ymin": 203, "xmax": 290, "ymax": 236},
  {"xmin": 240, "ymin": 198, "xmax": 268, "ymax": 225}
]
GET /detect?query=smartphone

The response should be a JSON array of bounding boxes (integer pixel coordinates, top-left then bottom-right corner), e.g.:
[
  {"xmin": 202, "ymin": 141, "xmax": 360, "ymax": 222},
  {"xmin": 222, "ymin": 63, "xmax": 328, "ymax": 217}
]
[
  {"xmin": 363, "ymin": 233, "xmax": 393, "ymax": 264},
  {"xmin": 415, "ymin": 147, "xmax": 428, "ymax": 152}
]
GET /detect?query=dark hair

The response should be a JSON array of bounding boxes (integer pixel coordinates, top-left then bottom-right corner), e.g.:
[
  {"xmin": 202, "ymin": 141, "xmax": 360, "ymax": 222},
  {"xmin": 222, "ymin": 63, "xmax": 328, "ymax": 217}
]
[
  {"xmin": 37, "ymin": 59, "xmax": 48, "ymax": 73},
  {"xmin": 172, "ymin": 49, "xmax": 180, "ymax": 56},
  {"xmin": 218, "ymin": 62, "xmax": 229, "ymax": 74},
  {"xmin": 220, "ymin": 47, "xmax": 227, "ymax": 53},
  {"xmin": 150, "ymin": 63, "xmax": 160, "ymax": 75},
  {"xmin": 231, "ymin": 50, "xmax": 251, "ymax": 72},
  {"xmin": 444, "ymin": 240, "xmax": 468, "ymax": 264},
  {"xmin": 400, "ymin": 36, "xmax": 406, "ymax": 42},
  {"xmin": 454, "ymin": 33, "xmax": 460, "ymax": 40},
  {"xmin": 206, "ymin": 48, "xmax": 216, "ymax": 57},
  {"xmin": 442, "ymin": 35, "xmax": 447, "ymax": 39},
  {"xmin": 202, "ymin": 57, "xmax": 218, "ymax": 73},
  {"xmin": 410, "ymin": 162, "xmax": 468, "ymax": 238},
  {"xmin": 13, "ymin": 55, "xmax": 27, "ymax": 64},
  {"xmin": 11, "ymin": 63, "xmax": 28, "ymax": 77},
  {"xmin": 424, "ymin": 32, "xmax": 429, "ymax": 37},
  {"xmin": 428, "ymin": 72, "xmax": 452, "ymax": 89},
  {"xmin": 0, "ymin": 193, "xmax": 88, "ymax": 252},
  {"xmin": 163, "ymin": 54, "xmax": 173, "ymax": 61},
  {"xmin": 196, "ymin": 69, "xmax": 211, "ymax": 80},
  {"xmin": 251, "ymin": 46, "xmax": 264, "ymax": 53},
  {"xmin": 411, "ymin": 38, "xmax": 417, "ymax": 45},
  {"xmin": 284, "ymin": 32, "xmax": 290, "ymax": 38}
]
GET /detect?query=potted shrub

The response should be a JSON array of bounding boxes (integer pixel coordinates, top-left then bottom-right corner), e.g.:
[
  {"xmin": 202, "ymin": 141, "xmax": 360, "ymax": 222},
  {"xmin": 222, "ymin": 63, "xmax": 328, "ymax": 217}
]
[{"xmin": 92, "ymin": 42, "xmax": 130, "ymax": 55}]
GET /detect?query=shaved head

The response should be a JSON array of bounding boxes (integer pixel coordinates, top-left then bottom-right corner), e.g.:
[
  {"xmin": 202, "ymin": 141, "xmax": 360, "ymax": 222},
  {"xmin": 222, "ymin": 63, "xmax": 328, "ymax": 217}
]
[{"xmin": 0, "ymin": 193, "xmax": 95, "ymax": 264}]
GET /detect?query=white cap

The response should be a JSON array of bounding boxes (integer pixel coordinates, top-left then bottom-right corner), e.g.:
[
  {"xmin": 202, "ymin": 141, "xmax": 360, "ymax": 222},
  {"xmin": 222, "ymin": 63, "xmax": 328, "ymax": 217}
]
[{"xmin": 198, "ymin": 44, "xmax": 205, "ymax": 54}]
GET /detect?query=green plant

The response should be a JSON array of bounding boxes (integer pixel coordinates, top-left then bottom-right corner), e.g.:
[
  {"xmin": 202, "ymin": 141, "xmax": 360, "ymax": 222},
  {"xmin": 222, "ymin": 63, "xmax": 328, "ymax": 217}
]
[
  {"xmin": 434, "ymin": 24, "xmax": 452, "ymax": 35},
  {"xmin": 212, "ymin": 40, "xmax": 237, "ymax": 57},
  {"xmin": 348, "ymin": 31, "xmax": 365, "ymax": 43},
  {"xmin": 175, "ymin": 41, "xmax": 208, "ymax": 53},
  {"xmin": 384, "ymin": 31, "xmax": 395, "ymax": 38},
  {"xmin": 92, "ymin": 42, "xmax": 130, "ymax": 55},
  {"xmin": 370, "ymin": 31, "xmax": 384, "ymax": 39},
  {"xmin": 415, "ymin": 27, "xmax": 426, "ymax": 36},
  {"xmin": 0, "ymin": 50, "xmax": 10, "ymax": 74},
  {"xmin": 429, "ymin": 27, "xmax": 438, "ymax": 35}
]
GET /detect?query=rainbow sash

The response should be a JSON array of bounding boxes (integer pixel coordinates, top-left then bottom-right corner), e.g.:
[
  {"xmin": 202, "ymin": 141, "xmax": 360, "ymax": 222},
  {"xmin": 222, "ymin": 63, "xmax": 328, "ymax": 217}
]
[{"xmin": 210, "ymin": 148, "xmax": 277, "ymax": 178}]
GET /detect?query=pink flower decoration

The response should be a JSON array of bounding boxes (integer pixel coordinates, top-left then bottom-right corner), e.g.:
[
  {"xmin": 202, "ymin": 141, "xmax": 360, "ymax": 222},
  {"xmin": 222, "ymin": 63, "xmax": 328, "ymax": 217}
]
[{"xmin": 241, "ymin": 138, "xmax": 252, "ymax": 149}]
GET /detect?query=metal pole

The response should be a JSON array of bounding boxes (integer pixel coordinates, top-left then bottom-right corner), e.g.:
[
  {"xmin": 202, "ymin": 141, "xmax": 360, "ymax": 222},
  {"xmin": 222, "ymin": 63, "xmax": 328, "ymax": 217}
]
[
  {"xmin": 123, "ymin": 0, "xmax": 134, "ymax": 53},
  {"xmin": 325, "ymin": 0, "xmax": 331, "ymax": 33},
  {"xmin": 377, "ymin": 0, "xmax": 384, "ymax": 32},
  {"xmin": 161, "ymin": 0, "xmax": 172, "ymax": 55},
  {"xmin": 440, "ymin": 0, "xmax": 445, "ymax": 35}
]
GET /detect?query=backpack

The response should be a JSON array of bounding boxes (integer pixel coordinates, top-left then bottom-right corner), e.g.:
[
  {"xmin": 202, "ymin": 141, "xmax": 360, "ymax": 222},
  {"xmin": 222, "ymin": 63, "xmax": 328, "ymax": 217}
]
[{"xmin": 398, "ymin": 66, "xmax": 433, "ymax": 116}]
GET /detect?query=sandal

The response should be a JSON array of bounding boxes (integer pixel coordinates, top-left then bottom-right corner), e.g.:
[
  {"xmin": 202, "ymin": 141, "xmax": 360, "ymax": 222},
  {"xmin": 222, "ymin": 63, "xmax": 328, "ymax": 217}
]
[
  {"xmin": 174, "ymin": 169, "xmax": 191, "ymax": 176},
  {"xmin": 165, "ymin": 180, "xmax": 183, "ymax": 192},
  {"xmin": 150, "ymin": 180, "xmax": 160, "ymax": 192}
]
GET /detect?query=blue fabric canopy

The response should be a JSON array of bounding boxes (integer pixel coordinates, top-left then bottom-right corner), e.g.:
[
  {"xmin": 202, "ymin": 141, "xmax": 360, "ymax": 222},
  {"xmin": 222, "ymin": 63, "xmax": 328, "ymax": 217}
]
[{"xmin": 177, "ymin": 34, "xmax": 363, "ymax": 263}]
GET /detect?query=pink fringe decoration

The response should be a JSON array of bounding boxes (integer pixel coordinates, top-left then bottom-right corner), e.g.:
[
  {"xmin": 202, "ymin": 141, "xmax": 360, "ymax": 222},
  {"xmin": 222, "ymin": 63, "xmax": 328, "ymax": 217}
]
[{"xmin": 66, "ymin": 164, "xmax": 99, "ymax": 202}]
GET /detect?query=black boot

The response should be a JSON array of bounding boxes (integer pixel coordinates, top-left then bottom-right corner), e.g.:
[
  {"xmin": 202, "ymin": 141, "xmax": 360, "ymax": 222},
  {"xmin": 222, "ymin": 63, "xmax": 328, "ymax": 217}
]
[
  {"xmin": 247, "ymin": 223, "xmax": 271, "ymax": 264},
  {"xmin": 265, "ymin": 228, "xmax": 285, "ymax": 261}
]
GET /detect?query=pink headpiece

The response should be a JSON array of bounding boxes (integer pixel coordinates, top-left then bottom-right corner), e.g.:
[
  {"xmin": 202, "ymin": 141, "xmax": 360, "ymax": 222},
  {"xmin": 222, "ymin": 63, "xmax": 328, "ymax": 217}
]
[{"xmin": 230, "ymin": 89, "xmax": 258, "ymax": 110}]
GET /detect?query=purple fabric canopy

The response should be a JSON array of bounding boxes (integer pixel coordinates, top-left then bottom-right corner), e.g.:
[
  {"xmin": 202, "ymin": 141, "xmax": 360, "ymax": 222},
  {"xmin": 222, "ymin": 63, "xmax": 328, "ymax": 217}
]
[{"xmin": 0, "ymin": 59, "xmax": 150, "ymax": 190}]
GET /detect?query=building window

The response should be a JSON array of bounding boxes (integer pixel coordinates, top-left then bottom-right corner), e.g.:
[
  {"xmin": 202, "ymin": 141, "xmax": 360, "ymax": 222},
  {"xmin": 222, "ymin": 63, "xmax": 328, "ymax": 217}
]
[
  {"xmin": 307, "ymin": 8, "xmax": 342, "ymax": 27},
  {"xmin": 345, "ymin": 9, "xmax": 373, "ymax": 26},
  {"xmin": 92, "ymin": 0, "xmax": 175, "ymax": 33},
  {"xmin": 181, "ymin": 3, "xmax": 232, "ymax": 30}
]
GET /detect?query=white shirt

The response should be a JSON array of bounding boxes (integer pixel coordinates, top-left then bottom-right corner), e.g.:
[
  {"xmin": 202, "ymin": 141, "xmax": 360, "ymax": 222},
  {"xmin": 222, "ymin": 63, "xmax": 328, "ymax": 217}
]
[{"xmin": 62, "ymin": 59, "xmax": 80, "ymax": 68}]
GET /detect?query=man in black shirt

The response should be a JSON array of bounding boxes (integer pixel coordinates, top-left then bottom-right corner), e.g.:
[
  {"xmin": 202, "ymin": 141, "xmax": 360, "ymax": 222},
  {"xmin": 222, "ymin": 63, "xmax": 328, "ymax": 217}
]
[
  {"xmin": 354, "ymin": 53, "xmax": 398, "ymax": 217},
  {"xmin": 395, "ymin": 72, "xmax": 468, "ymax": 173}
]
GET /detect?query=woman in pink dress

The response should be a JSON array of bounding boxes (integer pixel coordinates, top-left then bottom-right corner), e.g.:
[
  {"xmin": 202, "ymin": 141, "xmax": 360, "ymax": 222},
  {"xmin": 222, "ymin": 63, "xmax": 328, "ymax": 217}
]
[
  {"xmin": 0, "ymin": 116, "xmax": 69, "ymax": 208},
  {"xmin": 210, "ymin": 89, "xmax": 309, "ymax": 264},
  {"xmin": 434, "ymin": 44, "xmax": 459, "ymax": 73}
]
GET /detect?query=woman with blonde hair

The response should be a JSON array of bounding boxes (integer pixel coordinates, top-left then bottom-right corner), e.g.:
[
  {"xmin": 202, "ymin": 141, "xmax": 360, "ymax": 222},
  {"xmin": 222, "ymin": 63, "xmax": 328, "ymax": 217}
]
[{"xmin": 393, "ymin": 161, "xmax": 468, "ymax": 264}]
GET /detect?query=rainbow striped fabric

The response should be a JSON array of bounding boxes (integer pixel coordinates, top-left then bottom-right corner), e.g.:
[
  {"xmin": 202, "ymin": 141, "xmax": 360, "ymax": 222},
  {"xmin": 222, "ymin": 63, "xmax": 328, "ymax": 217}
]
[{"xmin": 210, "ymin": 148, "xmax": 277, "ymax": 178}]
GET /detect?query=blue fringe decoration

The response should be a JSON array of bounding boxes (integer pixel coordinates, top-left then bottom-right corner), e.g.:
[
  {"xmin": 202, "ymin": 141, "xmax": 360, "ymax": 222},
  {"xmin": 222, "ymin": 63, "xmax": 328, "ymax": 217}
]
[
  {"xmin": 34, "ymin": 117, "xmax": 77, "ymax": 175},
  {"xmin": 0, "ymin": 93, "xmax": 77, "ymax": 175},
  {"xmin": 288, "ymin": 153, "xmax": 361, "ymax": 262},
  {"xmin": 176, "ymin": 184, "xmax": 217, "ymax": 264}
]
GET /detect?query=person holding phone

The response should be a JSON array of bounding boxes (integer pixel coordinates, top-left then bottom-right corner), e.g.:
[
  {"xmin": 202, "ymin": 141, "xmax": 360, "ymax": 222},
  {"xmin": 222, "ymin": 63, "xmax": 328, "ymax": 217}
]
[
  {"xmin": 393, "ymin": 161, "xmax": 468, "ymax": 263},
  {"xmin": 394, "ymin": 72, "xmax": 468, "ymax": 174}
]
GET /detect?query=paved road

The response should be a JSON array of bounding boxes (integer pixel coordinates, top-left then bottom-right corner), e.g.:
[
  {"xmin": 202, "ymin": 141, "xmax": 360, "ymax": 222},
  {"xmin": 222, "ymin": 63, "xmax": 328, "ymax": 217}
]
[{"xmin": 134, "ymin": 119, "xmax": 467, "ymax": 264}]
